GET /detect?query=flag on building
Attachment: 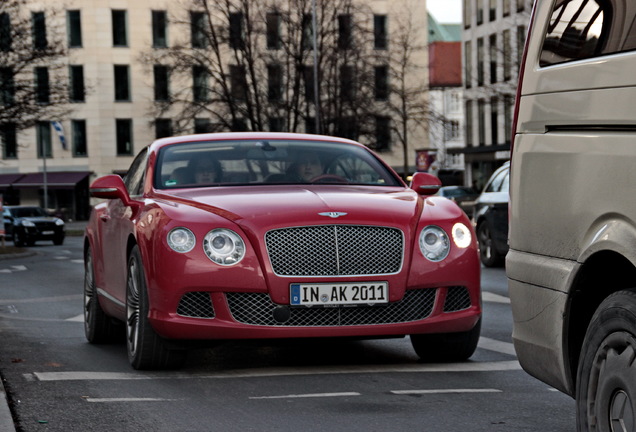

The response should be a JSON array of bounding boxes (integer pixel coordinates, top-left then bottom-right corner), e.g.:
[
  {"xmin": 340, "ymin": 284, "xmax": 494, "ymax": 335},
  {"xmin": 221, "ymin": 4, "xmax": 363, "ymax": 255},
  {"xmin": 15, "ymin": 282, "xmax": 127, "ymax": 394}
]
[{"xmin": 51, "ymin": 121, "xmax": 67, "ymax": 150}]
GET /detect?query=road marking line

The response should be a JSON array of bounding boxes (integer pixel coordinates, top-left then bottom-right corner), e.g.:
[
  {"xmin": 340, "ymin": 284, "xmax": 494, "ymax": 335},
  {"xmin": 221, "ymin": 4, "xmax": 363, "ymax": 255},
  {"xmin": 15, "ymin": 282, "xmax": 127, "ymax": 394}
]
[
  {"xmin": 28, "ymin": 360, "xmax": 522, "ymax": 382},
  {"xmin": 482, "ymin": 292, "xmax": 510, "ymax": 304},
  {"xmin": 66, "ymin": 314, "xmax": 84, "ymax": 322},
  {"xmin": 250, "ymin": 392, "xmax": 360, "ymax": 400},
  {"xmin": 478, "ymin": 337, "xmax": 517, "ymax": 356},
  {"xmin": 71, "ymin": 260, "xmax": 84, "ymax": 264},
  {"xmin": 85, "ymin": 398, "xmax": 177, "ymax": 403},
  {"xmin": 391, "ymin": 388, "xmax": 502, "ymax": 395}
]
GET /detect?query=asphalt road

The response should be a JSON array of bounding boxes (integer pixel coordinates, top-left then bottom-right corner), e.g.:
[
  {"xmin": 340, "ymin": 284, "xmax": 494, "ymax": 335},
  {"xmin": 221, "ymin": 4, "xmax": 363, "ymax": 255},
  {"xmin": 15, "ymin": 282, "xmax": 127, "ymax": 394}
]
[{"xmin": 0, "ymin": 236, "xmax": 575, "ymax": 431}]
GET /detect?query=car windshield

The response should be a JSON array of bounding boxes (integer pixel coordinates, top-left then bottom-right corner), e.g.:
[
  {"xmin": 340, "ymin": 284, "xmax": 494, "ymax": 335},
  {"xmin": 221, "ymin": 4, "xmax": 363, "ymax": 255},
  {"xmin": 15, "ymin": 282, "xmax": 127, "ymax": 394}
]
[
  {"xmin": 11, "ymin": 207, "xmax": 48, "ymax": 218},
  {"xmin": 442, "ymin": 187, "xmax": 476, "ymax": 198},
  {"xmin": 154, "ymin": 139, "xmax": 401, "ymax": 189}
]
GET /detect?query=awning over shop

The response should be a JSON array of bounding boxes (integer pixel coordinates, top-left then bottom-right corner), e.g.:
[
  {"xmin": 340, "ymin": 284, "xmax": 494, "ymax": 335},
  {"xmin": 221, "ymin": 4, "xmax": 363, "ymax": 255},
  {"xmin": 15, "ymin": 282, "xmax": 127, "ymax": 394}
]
[
  {"xmin": 11, "ymin": 171, "xmax": 91, "ymax": 189},
  {"xmin": 0, "ymin": 173, "xmax": 25, "ymax": 188}
]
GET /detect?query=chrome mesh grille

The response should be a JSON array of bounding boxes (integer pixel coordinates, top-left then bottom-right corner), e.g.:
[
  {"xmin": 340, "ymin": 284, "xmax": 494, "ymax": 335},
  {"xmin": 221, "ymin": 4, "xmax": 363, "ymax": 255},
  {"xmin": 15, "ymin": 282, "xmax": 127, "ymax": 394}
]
[
  {"xmin": 443, "ymin": 286, "xmax": 472, "ymax": 312},
  {"xmin": 177, "ymin": 292, "xmax": 215, "ymax": 319},
  {"xmin": 265, "ymin": 225, "xmax": 403, "ymax": 276},
  {"xmin": 226, "ymin": 289, "xmax": 436, "ymax": 327}
]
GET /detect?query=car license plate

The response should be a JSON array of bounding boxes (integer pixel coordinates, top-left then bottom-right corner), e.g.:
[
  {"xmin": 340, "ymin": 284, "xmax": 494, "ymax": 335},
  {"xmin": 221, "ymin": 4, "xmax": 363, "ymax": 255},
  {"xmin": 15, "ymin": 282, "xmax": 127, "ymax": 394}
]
[
  {"xmin": 290, "ymin": 282, "xmax": 388, "ymax": 306},
  {"xmin": 42, "ymin": 231, "xmax": 54, "ymax": 235}
]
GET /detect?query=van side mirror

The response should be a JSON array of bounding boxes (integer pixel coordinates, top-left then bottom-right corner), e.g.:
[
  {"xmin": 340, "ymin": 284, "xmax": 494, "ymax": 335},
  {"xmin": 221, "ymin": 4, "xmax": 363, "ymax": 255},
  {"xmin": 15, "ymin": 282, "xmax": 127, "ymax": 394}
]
[
  {"xmin": 410, "ymin": 172, "xmax": 442, "ymax": 196},
  {"xmin": 89, "ymin": 175, "xmax": 137, "ymax": 208}
]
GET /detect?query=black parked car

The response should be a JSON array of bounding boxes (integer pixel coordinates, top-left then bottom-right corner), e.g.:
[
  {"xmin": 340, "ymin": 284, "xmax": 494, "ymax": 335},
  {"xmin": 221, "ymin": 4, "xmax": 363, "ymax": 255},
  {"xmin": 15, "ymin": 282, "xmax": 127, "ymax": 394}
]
[
  {"xmin": 2, "ymin": 206, "xmax": 65, "ymax": 247},
  {"xmin": 473, "ymin": 162, "xmax": 509, "ymax": 267},
  {"xmin": 437, "ymin": 186, "xmax": 479, "ymax": 216}
]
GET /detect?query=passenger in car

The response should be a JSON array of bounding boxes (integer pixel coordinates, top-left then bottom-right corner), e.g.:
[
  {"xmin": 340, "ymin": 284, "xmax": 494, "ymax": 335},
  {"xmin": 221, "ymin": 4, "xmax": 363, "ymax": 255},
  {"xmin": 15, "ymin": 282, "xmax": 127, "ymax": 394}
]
[{"xmin": 188, "ymin": 156, "xmax": 223, "ymax": 184}]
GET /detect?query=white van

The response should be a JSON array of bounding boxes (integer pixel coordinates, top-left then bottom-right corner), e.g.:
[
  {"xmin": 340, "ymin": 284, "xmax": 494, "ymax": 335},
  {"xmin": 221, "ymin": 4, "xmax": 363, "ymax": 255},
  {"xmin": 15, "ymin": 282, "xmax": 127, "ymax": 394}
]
[{"xmin": 508, "ymin": 0, "xmax": 636, "ymax": 430}]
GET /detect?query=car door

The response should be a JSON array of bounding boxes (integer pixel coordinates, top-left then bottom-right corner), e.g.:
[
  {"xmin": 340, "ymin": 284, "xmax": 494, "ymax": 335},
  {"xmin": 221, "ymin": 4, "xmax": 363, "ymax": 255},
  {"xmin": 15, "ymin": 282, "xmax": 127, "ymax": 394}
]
[{"xmin": 99, "ymin": 148, "xmax": 148, "ymax": 306}]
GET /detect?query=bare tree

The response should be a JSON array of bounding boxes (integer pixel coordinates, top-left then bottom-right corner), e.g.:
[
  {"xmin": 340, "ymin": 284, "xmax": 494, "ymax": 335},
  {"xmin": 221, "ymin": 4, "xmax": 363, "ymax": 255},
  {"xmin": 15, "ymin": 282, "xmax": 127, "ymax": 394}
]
[
  {"xmin": 140, "ymin": 0, "xmax": 384, "ymax": 139},
  {"xmin": 0, "ymin": 0, "xmax": 71, "ymax": 133}
]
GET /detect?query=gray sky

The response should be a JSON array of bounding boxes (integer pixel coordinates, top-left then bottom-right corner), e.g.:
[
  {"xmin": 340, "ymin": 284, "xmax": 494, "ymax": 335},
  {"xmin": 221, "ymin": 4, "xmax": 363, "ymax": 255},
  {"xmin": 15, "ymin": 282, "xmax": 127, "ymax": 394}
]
[{"xmin": 428, "ymin": 0, "xmax": 462, "ymax": 23}]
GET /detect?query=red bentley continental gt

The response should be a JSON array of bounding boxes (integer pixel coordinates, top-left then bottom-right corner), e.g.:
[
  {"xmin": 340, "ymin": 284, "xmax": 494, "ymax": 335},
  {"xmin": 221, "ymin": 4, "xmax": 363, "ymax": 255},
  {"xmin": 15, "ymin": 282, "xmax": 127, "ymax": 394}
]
[{"xmin": 84, "ymin": 132, "xmax": 481, "ymax": 369}]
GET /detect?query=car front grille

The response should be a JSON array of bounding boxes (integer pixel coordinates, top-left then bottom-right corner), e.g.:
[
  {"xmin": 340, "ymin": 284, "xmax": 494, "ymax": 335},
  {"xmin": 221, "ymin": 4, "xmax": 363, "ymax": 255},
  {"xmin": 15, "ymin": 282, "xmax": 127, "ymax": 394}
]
[
  {"xmin": 177, "ymin": 292, "xmax": 215, "ymax": 319},
  {"xmin": 265, "ymin": 225, "xmax": 403, "ymax": 276},
  {"xmin": 226, "ymin": 289, "xmax": 436, "ymax": 327}
]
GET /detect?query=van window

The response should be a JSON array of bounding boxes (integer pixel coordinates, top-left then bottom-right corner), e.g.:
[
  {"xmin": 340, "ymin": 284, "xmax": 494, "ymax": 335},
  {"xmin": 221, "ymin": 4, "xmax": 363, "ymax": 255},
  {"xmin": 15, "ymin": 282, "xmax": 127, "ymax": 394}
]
[
  {"xmin": 540, "ymin": 0, "xmax": 636, "ymax": 66},
  {"xmin": 485, "ymin": 167, "xmax": 508, "ymax": 193}
]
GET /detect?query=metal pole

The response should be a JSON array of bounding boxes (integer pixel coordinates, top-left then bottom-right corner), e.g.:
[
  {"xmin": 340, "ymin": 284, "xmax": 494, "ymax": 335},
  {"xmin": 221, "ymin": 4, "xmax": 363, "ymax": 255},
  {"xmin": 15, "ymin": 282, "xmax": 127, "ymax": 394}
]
[
  {"xmin": 311, "ymin": 0, "xmax": 321, "ymax": 134},
  {"xmin": 41, "ymin": 130, "xmax": 48, "ymax": 210}
]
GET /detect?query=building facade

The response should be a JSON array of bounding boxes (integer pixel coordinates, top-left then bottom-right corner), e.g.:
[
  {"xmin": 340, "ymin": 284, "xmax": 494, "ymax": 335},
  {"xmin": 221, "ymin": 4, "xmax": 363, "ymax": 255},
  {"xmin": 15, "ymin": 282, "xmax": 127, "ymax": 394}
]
[
  {"xmin": 461, "ymin": 0, "xmax": 531, "ymax": 189},
  {"xmin": 0, "ymin": 0, "xmax": 429, "ymax": 220}
]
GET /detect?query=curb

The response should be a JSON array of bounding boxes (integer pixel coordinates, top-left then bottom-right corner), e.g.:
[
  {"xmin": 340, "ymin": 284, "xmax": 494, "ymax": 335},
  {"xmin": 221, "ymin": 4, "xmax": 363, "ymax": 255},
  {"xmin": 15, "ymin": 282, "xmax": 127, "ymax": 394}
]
[{"xmin": 0, "ymin": 378, "xmax": 16, "ymax": 432}]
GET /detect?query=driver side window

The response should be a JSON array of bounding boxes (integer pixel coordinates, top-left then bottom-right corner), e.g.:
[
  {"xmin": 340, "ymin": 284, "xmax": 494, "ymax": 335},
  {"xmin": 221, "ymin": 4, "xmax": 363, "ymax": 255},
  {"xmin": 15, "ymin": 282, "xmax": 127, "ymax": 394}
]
[{"xmin": 124, "ymin": 148, "xmax": 148, "ymax": 197}]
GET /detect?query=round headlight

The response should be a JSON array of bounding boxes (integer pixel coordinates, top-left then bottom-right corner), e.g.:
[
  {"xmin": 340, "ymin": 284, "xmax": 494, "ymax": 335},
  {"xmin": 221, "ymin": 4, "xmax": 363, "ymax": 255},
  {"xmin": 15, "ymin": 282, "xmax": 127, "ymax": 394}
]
[
  {"xmin": 203, "ymin": 229, "xmax": 245, "ymax": 265},
  {"xmin": 452, "ymin": 223, "xmax": 472, "ymax": 249},
  {"xmin": 167, "ymin": 227, "xmax": 195, "ymax": 253},
  {"xmin": 419, "ymin": 226, "xmax": 450, "ymax": 262}
]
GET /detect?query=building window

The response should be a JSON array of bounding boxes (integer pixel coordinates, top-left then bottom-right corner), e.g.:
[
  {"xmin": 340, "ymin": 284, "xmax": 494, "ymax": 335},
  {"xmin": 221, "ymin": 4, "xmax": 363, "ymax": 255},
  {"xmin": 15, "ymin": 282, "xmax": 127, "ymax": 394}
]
[
  {"xmin": 489, "ymin": 34, "xmax": 497, "ymax": 84},
  {"xmin": 112, "ymin": 10, "xmax": 127, "ymax": 47},
  {"xmin": 32, "ymin": 12, "xmax": 47, "ymax": 50},
  {"xmin": 71, "ymin": 120, "xmax": 87, "ymax": 157},
  {"xmin": 340, "ymin": 65, "xmax": 355, "ymax": 102},
  {"xmin": 337, "ymin": 117, "xmax": 357, "ymax": 140},
  {"xmin": 374, "ymin": 116, "xmax": 391, "ymax": 151},
  {"xmin": 517, "ymin": 25, "xmax": 526, "ymax": 69},
  {"xmin": 35, "ymin": 67, "xmax": 50, "ymax": 104},
  {"xmin": 69, "ymin": 65, "xmax": 85, "ymax": 102},
  {"xmin": 305, "ymin": 117, "xmax": 316, "ymax": 134},
  {"xmin": 194, "ymin": 118, "xmax": 212, "ymax": 133},
  {"xmin": 230, "ymin": 65, "xmax": 247, "ymax": 100},
  {"xmin": 374, "ymin": 65, "xmax": 389, "ymax": 100},
  {"xmin": 464, "ymin": 41, "xmax": 472, "ymax": 89},
  {"xmin": 303, "ymin": 65, "xmax": 314, "ymax": 102},
  {"xmin": 445, "ymin": 120, "xmax": 460, "ymax": 141},
  {"xmin": 489, "ymin": 0, "xmax": 497, "ymax": 21},
  {"xmin": 67, "ymin": 10, "xmax": 82, "ymax": 48},
  {"xmin": 478, "ymin": 99, "xmax": 486, "ymax": 146},
  {"xmin": 192, "ymin": 66, "xmax": 209, "ymax": 102},
  {"xmin": 229, "ymin": 12, "xmax": 244, "ymax": 49},
  {"xmin": 503, "ymin": 29, "xmax": 511, "ymax": 81},
  {"xmin": 0, "ymin": 67, "xmax": 14, "ymax": 106},
  {"xmin": 232, "ymin": 118, "xmax": 247, "ymax": 132},
  {"xmin": 490, "ymin": 97, "xmax": 499, "ymax": 145},
  {"xmin": 154, "ymin": 65, "xmax": 169, "ymax": 101},
  {"xmin": 116, "ymin": 119, "xmax": 133, "ymax": 155},
  {"xmin": 477, "ymin": 0, "xmax": 484, "ymax": 25},
  {"xmin": 191, "ymin": 12, "xmax": 207, "ymax": 48},
  {"xmin": 267, "ymin": 64, "xmax": 283, "ymax": 102},
  {"xmin": 517, "ymin": 0, "xmax": 525, "ymax": 12},
  {"xmin": 152, "ymin": 10, "xmax": 168, "ymax": 48},
  {"xmin": 114, "ymin": 65, "xmax": 130, "ymax": 101},
  {"xmin": 269, "ymin": 117, "xmax": 285, "ymax": 132},
  {"xmin": 1, "ymin": 123, "xmax": 17, "ymax": 159},
  {"xmin": 36, "ymin": 121, "xmax": 52, "ymax": 158},
  {"xmin": 266, "ymin": 12, "xmax": 281, "ymax": 50},
  {"xmin": 464, "ymin": 0, "xmax": 472, "ymax": 28},
  {"xmin": 338, "ymin": 14, "xmax": 353, "ymax": 50},
  {"xmin": 465, "ymin": 100, "xmax": 473, "ymax": 146},
  {"xmin": 503, "ymin": 0, "xmax": 511, "ymax": 16},
  {"xmin": 504, "ymin": 96, "xmax": 513, "ymax": 144},
  {"xmin": 374, "ymin": 15, "xmax": 387, "ymax": 50},
  {"xmin": 155, "ymin": 119, "xmax": 172, "ymax": 138},
  {"xmin": 0, "ymin": 13, "xmax": 11, "ymax": 51},
  {"xmin": 477, "ymin": 37, "xmax": 484, "ymax": 86},
  {"xmin": 302, "ymin": 14, "xmax": 313, "ymax": 50}
]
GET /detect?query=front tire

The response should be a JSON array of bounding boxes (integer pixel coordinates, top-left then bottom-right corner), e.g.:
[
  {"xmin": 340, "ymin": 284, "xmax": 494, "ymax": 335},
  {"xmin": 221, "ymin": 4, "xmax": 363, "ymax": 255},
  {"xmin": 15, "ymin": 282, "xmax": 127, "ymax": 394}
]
[
  {"xmin": 477, "ymin": 223, "xmax": 503, "ymax": 267},
  {"xmin": 410, "ymin": 318, "xmax": 481, "ymax": 362},
  {"xmin": 126, "ymin": 245, "xmax": 186, "ymax": 370},
  {"xmin": 84, "ymin": 247, "xmax": 122, "ymax": 343},
  {"xmin": 576, "ymin": 289, "xmax": 636, "ymax": 432}
]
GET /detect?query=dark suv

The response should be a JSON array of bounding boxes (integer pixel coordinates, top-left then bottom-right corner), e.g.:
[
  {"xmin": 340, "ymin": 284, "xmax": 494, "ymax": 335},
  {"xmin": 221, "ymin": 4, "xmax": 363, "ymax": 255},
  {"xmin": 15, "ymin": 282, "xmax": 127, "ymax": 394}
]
[{"xmin": 3, "ymin": 206, "xmax": 65, "ymax": 246}]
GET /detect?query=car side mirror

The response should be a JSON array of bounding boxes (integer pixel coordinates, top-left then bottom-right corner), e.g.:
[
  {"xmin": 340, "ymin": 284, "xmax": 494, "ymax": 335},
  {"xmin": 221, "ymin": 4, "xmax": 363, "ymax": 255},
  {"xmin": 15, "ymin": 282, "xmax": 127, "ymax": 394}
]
[
  {"xmin": 410, "ymin": 172, "xmax": 442, "ymax": 196},
  {"xmin": 89, "ymin": 175, "xmax": 137, "ymax": 208}
]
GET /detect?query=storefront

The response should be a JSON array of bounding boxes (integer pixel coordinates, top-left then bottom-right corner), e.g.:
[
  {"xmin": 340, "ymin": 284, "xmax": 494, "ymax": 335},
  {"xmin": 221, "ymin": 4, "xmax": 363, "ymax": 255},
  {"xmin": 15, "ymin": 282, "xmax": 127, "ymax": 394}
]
[{"xmin": 0, "ymin": 171, "xmax": 91, "ymax": 221}]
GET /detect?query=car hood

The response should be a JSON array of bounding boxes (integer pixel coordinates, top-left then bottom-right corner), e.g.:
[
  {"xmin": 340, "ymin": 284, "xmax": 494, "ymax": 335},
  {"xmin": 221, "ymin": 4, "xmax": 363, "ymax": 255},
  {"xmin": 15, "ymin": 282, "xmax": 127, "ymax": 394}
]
[
  {"xmin": 164, "ymin": 185, "xmax": 422, "ymax": 230},
  {"xmin": 15, "ymin": 216, "xmax": 61, "ymax": 224}
]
